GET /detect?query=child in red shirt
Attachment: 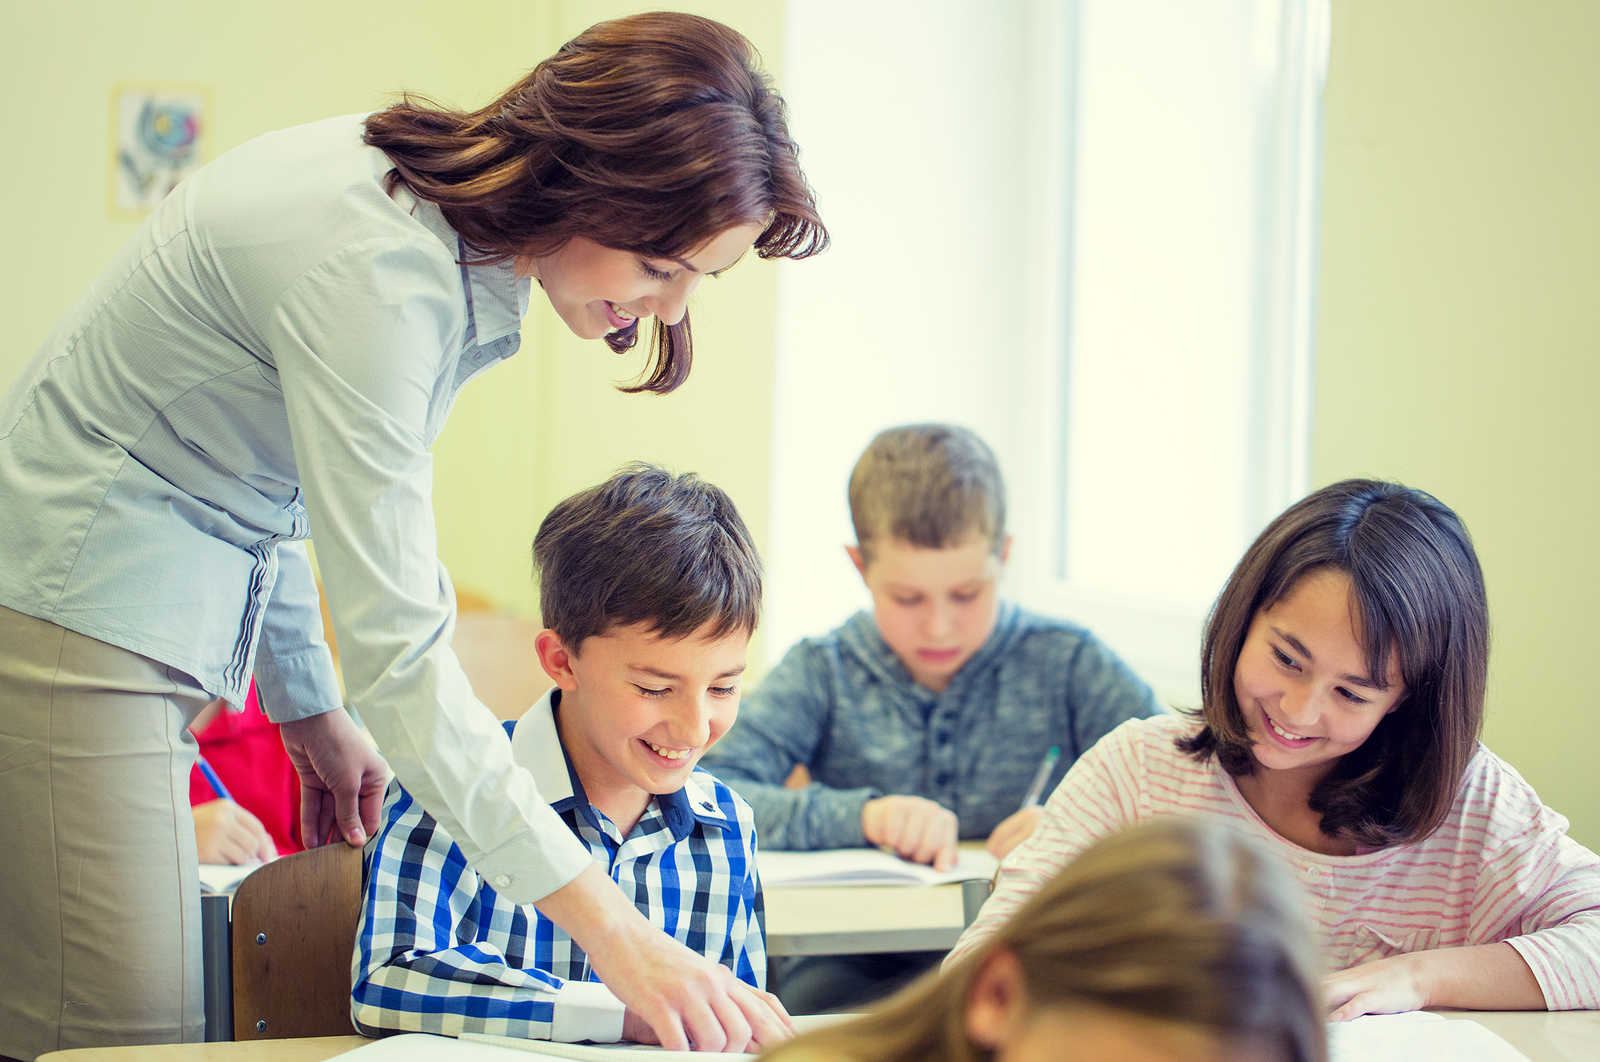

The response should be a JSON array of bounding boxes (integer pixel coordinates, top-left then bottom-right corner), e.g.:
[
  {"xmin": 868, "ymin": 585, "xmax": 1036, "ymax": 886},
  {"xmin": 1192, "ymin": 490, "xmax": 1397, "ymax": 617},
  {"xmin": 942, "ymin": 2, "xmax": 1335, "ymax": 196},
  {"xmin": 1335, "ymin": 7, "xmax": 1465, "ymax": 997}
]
[{"xmin": 189, "ymin": 682, "xmax": 303, "ymax": 862}]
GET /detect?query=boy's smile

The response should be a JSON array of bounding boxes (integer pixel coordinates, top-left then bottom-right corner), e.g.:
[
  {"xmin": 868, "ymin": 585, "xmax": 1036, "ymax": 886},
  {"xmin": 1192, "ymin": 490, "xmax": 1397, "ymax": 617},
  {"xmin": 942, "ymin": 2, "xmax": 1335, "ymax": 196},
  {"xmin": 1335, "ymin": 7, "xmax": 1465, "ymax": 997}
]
[
  {"xmin": 536, "ymin": 621, "xmax": 748, "ymax": 835},
  {"xmin": 849, "ymin": 531, "xmax": 1010, "ymax": 693}
]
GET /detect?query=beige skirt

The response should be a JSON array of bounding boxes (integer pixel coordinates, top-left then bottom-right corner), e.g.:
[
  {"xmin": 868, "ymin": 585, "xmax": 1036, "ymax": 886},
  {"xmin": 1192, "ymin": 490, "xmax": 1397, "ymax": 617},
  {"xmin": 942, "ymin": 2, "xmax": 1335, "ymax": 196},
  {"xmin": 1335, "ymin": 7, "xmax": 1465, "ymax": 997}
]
[{"xmin": 0, "ymin": 605, "xmax": 210, "ymax": 1060}]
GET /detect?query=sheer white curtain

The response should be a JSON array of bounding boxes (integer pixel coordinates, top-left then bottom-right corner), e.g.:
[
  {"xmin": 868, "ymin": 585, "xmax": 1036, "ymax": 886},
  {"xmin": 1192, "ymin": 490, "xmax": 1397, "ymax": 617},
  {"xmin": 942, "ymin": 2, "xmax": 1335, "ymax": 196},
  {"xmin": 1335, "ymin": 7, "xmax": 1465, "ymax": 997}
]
[{"xmin": 766, "ymin": 0, "xmax": 1329, "ymax": 706}]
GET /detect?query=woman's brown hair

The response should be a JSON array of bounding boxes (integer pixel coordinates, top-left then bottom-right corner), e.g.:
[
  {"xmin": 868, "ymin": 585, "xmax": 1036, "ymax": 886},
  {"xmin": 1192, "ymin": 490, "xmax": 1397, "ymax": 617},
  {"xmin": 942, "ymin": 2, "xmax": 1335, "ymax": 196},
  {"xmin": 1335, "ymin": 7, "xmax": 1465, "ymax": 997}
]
[
  {"xmin": 1179, "ymin": 479, "xmax": 1489, "ymax": 848},
  {"xmin": 762, "ymin": 818, "xmax": 1326, "ymax": 1062},
  {"xmin": 363, "ymin": 12, "xmax": 828, "ymax": 394}
]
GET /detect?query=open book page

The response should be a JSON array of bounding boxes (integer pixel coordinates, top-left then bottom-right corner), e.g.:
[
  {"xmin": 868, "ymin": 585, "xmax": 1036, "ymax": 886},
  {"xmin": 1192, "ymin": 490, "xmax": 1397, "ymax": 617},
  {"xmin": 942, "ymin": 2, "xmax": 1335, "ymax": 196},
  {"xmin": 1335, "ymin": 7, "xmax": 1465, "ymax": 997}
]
[
  {"xmin": 334, "ymin": 1033, "xmax": 744, "ymax": 1062},
  {"xmin": 197, "ymin": 861, "xmax": 263, "ymax": 895},
  {"xmin": 757, "ymin": 846, "xmax": 999, "ymax": 888},
  {"xmin": 461, "ymin": 1035, "xmax": 752, "ymax": 1061},
  {"xmin": 1327, "ymin": 1013, "xmax": 1530, "ymax": 1062}
]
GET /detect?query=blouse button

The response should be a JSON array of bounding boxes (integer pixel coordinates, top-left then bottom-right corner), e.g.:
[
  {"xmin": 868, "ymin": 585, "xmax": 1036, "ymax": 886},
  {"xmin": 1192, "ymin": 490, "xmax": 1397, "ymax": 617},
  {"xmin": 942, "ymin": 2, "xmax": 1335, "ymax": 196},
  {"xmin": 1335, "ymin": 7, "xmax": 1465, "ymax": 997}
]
[
  {"xmin": 494, "ymin": 874, "xmax": 513, "ymax": 888},
  {"xmin": 1304, "ymin": 865, "xmax": 1320, "ymax": 876}
]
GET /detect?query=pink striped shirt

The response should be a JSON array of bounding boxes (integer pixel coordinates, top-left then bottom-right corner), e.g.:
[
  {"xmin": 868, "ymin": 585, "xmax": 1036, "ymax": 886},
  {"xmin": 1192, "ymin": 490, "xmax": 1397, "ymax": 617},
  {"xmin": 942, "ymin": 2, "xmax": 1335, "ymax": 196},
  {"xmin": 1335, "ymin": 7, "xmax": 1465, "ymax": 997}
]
[{"xmin": 950, "ymin": 715, "xmax": 1600, "ymax": 1009}]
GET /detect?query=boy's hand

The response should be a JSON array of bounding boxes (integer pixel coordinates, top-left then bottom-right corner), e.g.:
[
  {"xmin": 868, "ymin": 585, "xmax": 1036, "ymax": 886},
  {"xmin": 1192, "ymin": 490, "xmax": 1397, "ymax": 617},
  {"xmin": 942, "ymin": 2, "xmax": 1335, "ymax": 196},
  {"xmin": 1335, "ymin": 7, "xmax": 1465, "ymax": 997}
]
[
  {"xmin": 985, "ymin": 806, "xmax": 1043, "ymax": 860},
  {"xmin": 862, "ymin": 795, "xmax": 959, "ymax": 871},
  {"xmin": 193, "ymin": 799, "xmax": 277, "ymax": 864}
]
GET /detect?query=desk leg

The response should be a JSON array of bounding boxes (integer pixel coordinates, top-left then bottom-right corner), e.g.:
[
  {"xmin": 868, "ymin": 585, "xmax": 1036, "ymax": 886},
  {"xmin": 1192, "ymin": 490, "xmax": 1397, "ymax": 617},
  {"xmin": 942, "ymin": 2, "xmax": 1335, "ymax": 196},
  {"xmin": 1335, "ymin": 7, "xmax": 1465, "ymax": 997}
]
[
  {"xmin": 201, "ymin": 893, "xmax": 234, "ymax": 1041},
  {"xmin": 961, "ymin": 878, "xmax": 990, "ymax": 927}
]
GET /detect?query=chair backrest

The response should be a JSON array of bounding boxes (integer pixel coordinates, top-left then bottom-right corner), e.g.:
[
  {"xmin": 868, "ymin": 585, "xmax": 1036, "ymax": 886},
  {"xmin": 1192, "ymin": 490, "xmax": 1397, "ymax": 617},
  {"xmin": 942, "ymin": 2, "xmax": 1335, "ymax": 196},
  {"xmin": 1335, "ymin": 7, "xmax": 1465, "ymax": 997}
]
[{"xmin": 231, "ymin": 842, "xmax": 363, "ymax": 1040}]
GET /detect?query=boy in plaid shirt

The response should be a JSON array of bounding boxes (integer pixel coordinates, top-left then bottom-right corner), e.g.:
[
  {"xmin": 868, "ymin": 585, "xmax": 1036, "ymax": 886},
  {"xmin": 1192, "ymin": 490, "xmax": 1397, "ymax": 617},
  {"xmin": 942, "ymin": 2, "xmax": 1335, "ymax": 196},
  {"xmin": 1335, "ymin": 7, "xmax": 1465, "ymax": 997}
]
[{"xmin": 353, "ymin": 466, "xmax": 772, "ymax": 1044}]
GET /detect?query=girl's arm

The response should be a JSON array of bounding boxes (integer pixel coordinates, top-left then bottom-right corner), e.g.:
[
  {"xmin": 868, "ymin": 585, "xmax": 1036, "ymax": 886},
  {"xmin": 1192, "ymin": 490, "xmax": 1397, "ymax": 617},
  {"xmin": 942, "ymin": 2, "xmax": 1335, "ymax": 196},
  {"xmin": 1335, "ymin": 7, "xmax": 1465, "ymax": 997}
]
[
  {"xmin": 1325, "ymin": 942, "xmax": 1545, "ymax": 1020},
  {"xmin": 1333, "ymin": 753, "xmax": 1600, "ymax": 1017}
]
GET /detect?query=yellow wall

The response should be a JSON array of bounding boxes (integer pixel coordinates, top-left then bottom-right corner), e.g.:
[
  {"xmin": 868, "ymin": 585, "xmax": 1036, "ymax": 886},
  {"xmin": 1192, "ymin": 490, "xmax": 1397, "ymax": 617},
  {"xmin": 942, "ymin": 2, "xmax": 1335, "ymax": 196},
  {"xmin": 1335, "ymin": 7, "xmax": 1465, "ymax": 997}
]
[
  {"xmin": 431, "ymin": 2, "xmax": 788, "ymax": 683},
  {"xmin": 1317, "ymin": 0, "xmax": 1600, "ymax": 845},
  {"xmin": 1, "ymin": 1, "xmax": 787, "ymax": 673}
]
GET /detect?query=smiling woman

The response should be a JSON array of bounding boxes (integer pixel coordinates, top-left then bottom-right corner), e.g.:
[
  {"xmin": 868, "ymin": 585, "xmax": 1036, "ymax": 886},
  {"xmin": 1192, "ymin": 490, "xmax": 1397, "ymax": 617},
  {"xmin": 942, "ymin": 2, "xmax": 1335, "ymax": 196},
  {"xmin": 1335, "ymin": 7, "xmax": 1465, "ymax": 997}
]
[
  {"xmin": 0, "ymin": 11, "xmax": 824, "ymax": 1059},
  {"xmin": 364, "ymin": 12, "xmax": 826, "ymax": 392}
]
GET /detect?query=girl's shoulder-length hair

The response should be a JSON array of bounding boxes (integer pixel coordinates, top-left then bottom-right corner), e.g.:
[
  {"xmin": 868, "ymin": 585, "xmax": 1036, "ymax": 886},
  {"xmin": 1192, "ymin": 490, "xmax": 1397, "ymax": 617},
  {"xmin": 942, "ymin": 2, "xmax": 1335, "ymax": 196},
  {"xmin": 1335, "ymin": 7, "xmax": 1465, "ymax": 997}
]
[
  {"xmin": 362, "ymin": 11, "xmax": 828, "ymax": 394},
  {"xmin": 1179, "ymin": 478, "xmax": 1489, "ymax": 848},
  {"xmin": 762, "ymin": 817, "xmax": 1327, "ymax": 1062}
]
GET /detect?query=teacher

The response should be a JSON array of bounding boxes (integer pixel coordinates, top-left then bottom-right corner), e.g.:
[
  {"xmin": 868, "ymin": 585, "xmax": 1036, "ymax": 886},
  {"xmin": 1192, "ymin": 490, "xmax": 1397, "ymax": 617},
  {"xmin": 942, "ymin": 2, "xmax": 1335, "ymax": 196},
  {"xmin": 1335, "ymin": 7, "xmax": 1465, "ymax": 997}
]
[{"xmin": 0, "ymin": 13, "xmax": 825, "ymax": 1060}]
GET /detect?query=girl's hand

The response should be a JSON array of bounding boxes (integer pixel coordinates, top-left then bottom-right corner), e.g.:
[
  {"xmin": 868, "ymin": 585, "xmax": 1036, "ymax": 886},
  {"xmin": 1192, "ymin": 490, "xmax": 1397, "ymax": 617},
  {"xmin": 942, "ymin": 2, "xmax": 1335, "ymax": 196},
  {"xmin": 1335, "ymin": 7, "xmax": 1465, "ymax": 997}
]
[
  {"xmin": 986, "ymin": 806, "xmax": 1044, "ymax": 859},
  {"xmin": 193, "ymin": 799, "xmax": 277, "ymax": 864},
  {"xmin": 1325, "ymin": 954, "xmax": 1427, "ymax": 1021}
]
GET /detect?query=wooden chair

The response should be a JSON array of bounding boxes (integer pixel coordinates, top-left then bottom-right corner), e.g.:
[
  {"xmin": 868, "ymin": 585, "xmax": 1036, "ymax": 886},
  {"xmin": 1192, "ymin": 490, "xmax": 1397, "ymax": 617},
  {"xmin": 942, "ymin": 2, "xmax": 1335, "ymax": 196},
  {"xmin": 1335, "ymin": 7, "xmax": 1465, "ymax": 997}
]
[{"xmin": 230, "ymin": 842, "xmax": 364, "ymax": 1040}]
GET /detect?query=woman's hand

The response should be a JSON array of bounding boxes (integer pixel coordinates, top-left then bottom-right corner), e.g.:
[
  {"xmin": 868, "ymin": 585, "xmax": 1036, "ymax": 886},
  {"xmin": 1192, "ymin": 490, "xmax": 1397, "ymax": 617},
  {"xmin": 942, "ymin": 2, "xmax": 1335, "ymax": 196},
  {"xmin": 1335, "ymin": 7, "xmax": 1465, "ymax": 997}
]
[
  {"xmin": 279, "ymin": 708, "xmax": 388, "ymax": 848},
  {"xmin": 538, "ymin": 862, "xmax": 795, "ymax": 1052},
  {"xmin": 985, "ymin": 806, "xmax": 1044, "ymax": 860},
  {"xmin": 193, "ymin": 799, "xmax": 277, "ymax": 864},
  {"xmin": 862, "ymin": 795, "xmax": 960, "ymax": 871}
]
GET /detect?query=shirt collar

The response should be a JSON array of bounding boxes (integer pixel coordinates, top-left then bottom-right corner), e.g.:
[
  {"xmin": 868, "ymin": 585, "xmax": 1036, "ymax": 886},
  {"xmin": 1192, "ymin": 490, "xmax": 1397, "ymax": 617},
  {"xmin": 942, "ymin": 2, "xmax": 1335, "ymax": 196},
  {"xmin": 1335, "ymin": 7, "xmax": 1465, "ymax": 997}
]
[
  {"xmin": 402, "ymin": 194, "xmax": 530, "ymax": 346},
  {"xmin": 510, "ymin": 688, "xmax": 730, "ymax": 841},
  {"xmin": 510, "ymin": 688, "xmax": 576, "ymax": 805}
]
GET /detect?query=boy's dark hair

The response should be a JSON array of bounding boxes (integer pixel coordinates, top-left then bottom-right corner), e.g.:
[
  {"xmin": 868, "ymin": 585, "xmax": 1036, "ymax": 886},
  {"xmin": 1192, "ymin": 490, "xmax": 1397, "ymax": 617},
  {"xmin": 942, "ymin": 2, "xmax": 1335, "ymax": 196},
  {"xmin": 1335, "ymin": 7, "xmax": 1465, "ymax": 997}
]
[
  {"xmin": 533, "ymin": 464, "xmax": 761, "ymax": 649},
  {"xmin": 847, "ymin": 424, "xmax": 1006, "ymax": 564},
  {"xmin": 1179, "ymin": 479, "xmax": 1489, "ymax": 848}
]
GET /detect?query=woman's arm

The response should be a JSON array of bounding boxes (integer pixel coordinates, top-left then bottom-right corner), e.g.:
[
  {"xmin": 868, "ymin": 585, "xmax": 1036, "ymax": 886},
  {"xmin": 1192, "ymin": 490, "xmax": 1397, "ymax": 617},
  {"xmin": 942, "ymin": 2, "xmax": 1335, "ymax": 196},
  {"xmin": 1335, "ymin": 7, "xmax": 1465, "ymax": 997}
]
[{"xmin": 353, "ymin": 788, "xmax": 622, "ymax": 1042}]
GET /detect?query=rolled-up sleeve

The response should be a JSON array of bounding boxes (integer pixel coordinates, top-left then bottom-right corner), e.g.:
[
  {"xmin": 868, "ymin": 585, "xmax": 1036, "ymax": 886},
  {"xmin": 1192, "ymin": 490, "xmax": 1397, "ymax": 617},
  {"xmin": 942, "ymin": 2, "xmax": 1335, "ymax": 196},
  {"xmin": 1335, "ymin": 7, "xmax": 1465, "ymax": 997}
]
[{"xmin": 269, "ymin": 239, "xmax": 591, "ymax": 903}]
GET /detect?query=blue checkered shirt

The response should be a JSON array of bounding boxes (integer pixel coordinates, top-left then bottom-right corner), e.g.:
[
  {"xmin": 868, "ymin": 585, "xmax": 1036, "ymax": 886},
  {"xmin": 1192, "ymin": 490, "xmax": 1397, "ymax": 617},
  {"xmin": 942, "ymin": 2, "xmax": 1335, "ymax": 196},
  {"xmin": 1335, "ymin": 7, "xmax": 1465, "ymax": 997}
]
[{"xmin": 352, "ymin": 692, "xmax": 766, "ymax": 1041}]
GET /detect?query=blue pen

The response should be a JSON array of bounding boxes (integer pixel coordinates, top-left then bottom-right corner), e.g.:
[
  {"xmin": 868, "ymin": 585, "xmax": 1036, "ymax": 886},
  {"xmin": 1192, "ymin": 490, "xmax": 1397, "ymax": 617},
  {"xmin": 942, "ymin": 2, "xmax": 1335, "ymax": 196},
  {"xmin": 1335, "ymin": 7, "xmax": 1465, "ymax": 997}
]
[
  {"xmin": 1019, "ymin": 745, "xmax": 1062, "ymax": 809},
  {"xmin": 197, "ymin": 756, "xmax": 233, "ymax": 803}
]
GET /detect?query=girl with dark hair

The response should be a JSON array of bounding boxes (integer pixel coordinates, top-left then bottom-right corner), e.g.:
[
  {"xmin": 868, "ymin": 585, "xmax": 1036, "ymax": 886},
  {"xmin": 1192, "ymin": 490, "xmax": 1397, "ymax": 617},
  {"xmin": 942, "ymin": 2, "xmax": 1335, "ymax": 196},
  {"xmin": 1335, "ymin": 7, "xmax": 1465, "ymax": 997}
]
[
  {"xmin": 948, "ymin": 480, "xmax": 1600, "ymax": 1018},
  {"xmin": 0, "ymin": 13, "xmax": 823, "ymax": 1059},
  {"xmin": 765, "ymin": 818, "xmax": 1327, "ymax": 1062}
]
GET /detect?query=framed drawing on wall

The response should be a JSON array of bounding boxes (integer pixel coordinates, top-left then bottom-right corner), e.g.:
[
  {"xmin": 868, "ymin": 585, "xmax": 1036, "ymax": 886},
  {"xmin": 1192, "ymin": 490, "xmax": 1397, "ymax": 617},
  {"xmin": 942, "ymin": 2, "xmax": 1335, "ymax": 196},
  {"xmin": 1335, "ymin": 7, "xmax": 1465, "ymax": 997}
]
[{"xmin": 110, "ymin": 82, "xmax": 212, "ymax": 217}]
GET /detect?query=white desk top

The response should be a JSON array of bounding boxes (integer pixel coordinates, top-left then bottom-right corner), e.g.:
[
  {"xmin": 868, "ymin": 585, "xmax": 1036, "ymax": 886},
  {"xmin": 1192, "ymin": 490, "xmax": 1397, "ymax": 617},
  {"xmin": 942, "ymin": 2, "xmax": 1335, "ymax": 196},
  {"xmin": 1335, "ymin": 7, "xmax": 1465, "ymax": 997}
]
[{"xmin": 34, "ymin": 1011, "xmax": 1600, "ymax": 1062}]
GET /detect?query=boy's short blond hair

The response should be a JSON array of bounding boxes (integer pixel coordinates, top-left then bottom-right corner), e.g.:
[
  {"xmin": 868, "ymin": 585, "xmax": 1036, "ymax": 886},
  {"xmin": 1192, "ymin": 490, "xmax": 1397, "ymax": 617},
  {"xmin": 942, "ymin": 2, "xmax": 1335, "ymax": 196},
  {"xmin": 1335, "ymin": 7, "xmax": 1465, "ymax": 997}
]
[{"xmin": 848, "ymin": 424, "xmax": 1005, "ymax": 564}]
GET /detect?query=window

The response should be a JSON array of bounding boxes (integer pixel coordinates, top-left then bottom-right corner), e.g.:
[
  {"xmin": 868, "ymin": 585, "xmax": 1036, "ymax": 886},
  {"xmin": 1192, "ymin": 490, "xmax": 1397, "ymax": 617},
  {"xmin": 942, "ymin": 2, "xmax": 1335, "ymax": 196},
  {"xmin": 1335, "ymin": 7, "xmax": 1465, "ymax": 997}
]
[{"xmin": 767, "ymin": 0, "xmax": 1328, "ymax": 706}]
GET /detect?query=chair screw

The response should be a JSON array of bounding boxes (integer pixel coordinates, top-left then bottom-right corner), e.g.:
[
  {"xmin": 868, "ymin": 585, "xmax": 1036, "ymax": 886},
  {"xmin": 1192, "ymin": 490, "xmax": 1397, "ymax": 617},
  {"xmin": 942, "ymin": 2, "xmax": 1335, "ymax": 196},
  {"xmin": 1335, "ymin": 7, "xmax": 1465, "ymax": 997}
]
[
  {"xmin": 256, "ymin": 933, "xmax": 266, "ymax": 945},
  {"xmin": 256, "ymin": 1020, "xmax": 267, "ymax": 1032}
]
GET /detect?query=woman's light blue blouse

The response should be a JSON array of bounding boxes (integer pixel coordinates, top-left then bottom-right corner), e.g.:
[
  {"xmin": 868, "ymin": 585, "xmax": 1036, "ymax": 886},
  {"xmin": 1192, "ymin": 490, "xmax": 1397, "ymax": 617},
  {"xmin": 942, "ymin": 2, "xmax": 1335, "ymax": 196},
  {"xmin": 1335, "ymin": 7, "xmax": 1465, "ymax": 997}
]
[{"xmin": 0, "ymin": 114, "xmax": 593, "ymax": 903}]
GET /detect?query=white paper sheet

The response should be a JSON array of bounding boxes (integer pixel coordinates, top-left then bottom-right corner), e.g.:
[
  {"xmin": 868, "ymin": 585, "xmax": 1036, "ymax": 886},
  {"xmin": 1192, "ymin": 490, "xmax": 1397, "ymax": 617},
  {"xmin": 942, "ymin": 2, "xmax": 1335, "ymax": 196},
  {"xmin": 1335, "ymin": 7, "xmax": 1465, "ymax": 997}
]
[{"xmin": 1327, "ymin": 1012, "xmax": 1530, "ymax": 1062}]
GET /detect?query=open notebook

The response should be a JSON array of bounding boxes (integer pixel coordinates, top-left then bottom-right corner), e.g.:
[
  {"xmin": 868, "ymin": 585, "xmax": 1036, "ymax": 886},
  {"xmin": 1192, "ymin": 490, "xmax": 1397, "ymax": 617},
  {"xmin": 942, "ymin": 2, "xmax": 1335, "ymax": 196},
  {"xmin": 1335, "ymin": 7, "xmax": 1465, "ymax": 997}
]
[
  {"xmin": 334, "ymin": 1012, "xmax": 1531, "ymax": 1062},
  {"xmin": 197, "ymin": 861, "xmax": 265, "ymax": 895},
  {"xmin": 1328, "ymin": 1012, "xmax": 1529, "ymax": 1061},
  {"xmin": 757, "ymin": 847, "xmax": 999, "ymax": 888}
]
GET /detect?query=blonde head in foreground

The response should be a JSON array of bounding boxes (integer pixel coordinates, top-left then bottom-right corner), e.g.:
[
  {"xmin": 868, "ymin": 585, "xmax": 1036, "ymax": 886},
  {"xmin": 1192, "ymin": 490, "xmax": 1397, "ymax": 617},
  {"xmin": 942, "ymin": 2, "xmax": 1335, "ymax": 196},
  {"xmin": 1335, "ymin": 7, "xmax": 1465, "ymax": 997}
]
[{"xmin": 763, "ymin": 817, "xmax": 1326, "ymax": 1062}]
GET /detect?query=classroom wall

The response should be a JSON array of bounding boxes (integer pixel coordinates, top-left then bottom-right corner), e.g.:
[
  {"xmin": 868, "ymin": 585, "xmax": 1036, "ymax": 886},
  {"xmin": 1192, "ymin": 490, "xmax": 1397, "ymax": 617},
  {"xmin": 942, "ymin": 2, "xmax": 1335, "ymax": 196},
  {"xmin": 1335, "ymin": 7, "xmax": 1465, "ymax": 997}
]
[
  {"xmin": 0, "ymin": 0, "xmax": 786, "ymax": 672},
  {"xmin": 431, "ymin": 1, "xmax": 788, "ymax": 683},
  {"xmin": 1316, "ymin": 0, "xmax": 1600, "ymax": 846}
]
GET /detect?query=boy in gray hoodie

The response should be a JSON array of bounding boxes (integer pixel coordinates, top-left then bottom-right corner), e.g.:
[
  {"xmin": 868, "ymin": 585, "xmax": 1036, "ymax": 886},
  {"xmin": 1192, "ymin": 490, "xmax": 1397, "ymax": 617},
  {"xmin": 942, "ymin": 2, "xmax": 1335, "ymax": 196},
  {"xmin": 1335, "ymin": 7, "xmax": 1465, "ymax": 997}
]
[{"xmin": 700, "ymin": 424, "xmax": 1160, "ymax": 1011}]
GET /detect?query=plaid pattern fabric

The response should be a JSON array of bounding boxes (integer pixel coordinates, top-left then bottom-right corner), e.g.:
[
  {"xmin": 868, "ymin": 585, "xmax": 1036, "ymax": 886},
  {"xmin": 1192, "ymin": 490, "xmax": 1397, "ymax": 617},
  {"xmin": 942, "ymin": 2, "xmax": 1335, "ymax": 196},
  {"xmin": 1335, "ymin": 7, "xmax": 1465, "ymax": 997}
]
[{"xmin": 353, "ymin": 718, "xmax": 765, "ymax": 1039}]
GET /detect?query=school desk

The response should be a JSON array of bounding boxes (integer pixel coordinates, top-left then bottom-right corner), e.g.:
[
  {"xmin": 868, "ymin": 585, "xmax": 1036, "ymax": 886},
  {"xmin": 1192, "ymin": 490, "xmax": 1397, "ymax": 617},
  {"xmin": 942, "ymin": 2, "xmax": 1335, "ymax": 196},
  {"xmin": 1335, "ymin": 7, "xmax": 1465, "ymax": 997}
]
[
  {"xmin": 198, "ymin": 859, "xmax": 991, "ymax": 1038},
  {"xmin": 32, "ymin": 1011, "xmax": 1600, "ymax": 1062},
  {"xmin": 764, "ymin": 877, "xmax": 990, "ymax": 956}
]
